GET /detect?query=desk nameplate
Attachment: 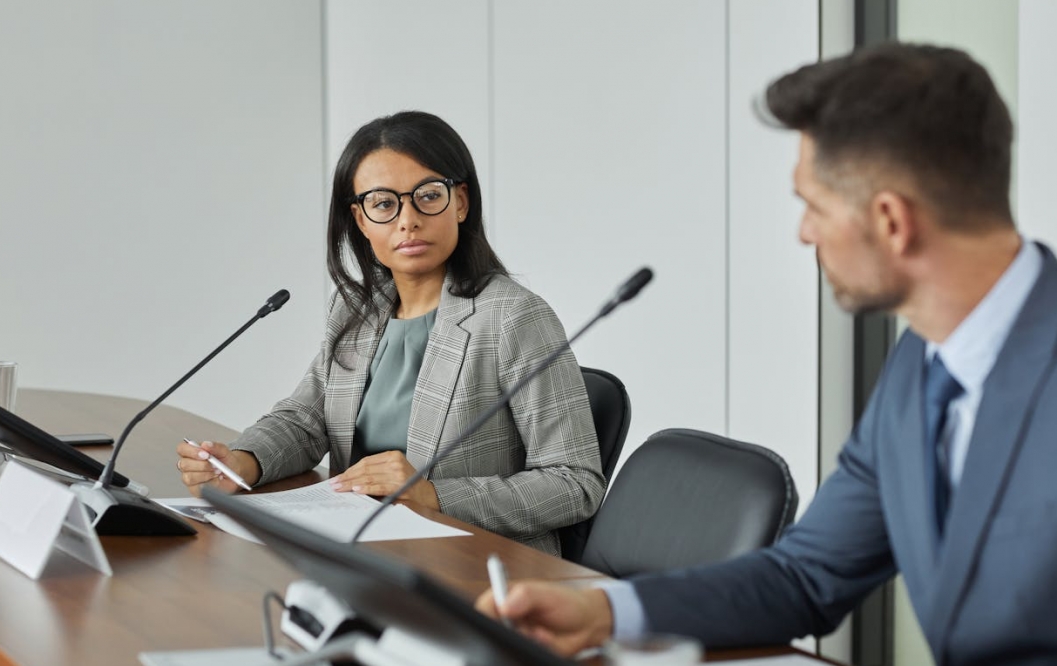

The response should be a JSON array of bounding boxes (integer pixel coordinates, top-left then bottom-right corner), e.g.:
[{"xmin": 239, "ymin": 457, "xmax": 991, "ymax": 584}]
[{"xmin": 0, "ymin": 461, "xmax": 111, "ymax": 579}]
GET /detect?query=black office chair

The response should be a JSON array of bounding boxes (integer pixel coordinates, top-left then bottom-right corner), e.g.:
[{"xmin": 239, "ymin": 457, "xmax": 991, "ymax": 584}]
[
  {"xmin": 558, "ymin": 366, "xmax": 632, "ymax": 563},
  {"xmin": 579, "ymin": 428, "xmax": 798, "ymax": 578}
]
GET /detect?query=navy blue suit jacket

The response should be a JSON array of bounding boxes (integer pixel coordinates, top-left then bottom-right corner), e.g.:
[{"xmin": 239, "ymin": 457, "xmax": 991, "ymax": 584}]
[{"xmin": 633, "ymin": 243, "xmax": 1057, "ymax": 665}]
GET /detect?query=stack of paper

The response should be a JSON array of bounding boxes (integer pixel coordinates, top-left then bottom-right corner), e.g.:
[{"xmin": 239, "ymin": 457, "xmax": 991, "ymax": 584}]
[{"xmin": 157, "ymin": 480, "xmax": 468, "ymax": 543}]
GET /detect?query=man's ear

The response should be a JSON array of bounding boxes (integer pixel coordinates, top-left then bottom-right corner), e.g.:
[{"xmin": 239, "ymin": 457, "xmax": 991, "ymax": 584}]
[{"xmin": 871, "ymin": 190, "xmax": 917, "ymax": 256}]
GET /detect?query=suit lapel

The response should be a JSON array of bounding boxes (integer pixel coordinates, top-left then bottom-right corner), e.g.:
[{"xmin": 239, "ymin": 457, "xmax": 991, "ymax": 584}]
[
  {"xmin": 406, "ymin": 275, "xmax": 473, "ymax": 470},
  {"xmin": 328, "ymin": 286, "xmax": 394, "ymax": 470},
  {"xmin": 924, "ymin": 245, "xmax": 1057, "ymax": 648},
  {"xmin": 886, "ymin": 335, "xmax": 942, "ymax": 576}
]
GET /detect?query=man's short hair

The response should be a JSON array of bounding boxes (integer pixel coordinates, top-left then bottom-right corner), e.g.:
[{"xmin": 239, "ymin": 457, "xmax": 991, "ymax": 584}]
[{"xmin": 766, "ymin": 43, "xmax": 1014, "ymax": 229}]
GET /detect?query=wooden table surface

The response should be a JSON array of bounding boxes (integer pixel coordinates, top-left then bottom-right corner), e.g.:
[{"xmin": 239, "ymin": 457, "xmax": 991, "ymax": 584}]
[{"xmin": 0, "ymin": 390, "xmax": 827, "ymax": 665}]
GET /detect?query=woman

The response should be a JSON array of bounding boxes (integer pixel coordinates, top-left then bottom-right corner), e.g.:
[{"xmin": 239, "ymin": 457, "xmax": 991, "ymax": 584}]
[{"xmin": 176, "ymin": 111, "xmax": 605, "ymax": 554}]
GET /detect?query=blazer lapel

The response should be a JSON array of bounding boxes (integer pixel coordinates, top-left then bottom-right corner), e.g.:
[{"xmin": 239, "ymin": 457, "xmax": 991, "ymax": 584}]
[
  {"xmin": 886, "ymin": 335, "xmax": 942, "ymax": 577},
  {"xmin": 327, "ymin": 286, "xmax": 394, "ymax": 471},
  {"xmin": 924, "ymin": 245, "xmax": 1057, "ymax": 648},
  {"xmin": 406, "ymin": 274, "xmax": 472, "ymax": 471}
]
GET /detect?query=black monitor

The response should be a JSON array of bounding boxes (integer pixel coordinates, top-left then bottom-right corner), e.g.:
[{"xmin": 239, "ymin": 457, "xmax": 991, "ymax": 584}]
[
  {"xmin": 202, "ymin": 486, "xmax": 576, "ymax": 666},
  {"xmin": 0, "ymin": 406, "xmax": 131, "ymax": 488}
]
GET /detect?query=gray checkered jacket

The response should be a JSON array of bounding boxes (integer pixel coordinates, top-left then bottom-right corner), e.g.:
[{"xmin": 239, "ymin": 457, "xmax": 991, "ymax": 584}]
[{"xmin": 232, "ymin": 273, "xmax": 605, "ymax": 555}]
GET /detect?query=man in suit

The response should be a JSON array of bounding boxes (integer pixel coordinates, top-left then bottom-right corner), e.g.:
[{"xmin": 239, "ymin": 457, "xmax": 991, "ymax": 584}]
[{"xmin": 477, "ymin": 43, "xmax": 1057, "ymax": 665}]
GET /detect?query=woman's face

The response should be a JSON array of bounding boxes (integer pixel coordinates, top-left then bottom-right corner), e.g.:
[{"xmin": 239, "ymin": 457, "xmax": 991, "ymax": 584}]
[{"xmin": 352, "ymin": 148, "xmax": 468, "ymax": 285}]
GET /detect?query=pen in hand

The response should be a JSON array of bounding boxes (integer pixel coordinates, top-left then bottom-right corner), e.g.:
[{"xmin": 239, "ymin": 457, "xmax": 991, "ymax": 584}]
[
  {"xmin": 182, "ymin": 438, "xmax": 253, "ymax": 492},
  {"xmin": 487, "ymin": 553, "xmax": 512, "ymax": 628}
]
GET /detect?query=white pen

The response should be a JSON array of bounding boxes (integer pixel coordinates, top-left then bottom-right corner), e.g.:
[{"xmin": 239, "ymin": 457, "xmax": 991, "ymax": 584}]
[
  {"xmin": 183, "ymin": 438, "xmax": 253, "ymax": 492},
  {"xmin": 487, "ymin": 553, "xmax": 512, "ymax": 627}
]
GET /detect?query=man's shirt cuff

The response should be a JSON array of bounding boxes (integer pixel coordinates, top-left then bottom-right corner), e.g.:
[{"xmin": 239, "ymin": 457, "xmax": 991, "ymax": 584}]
[{"xmin": 596, "ymin": 580, "xmax": 648, "ymax": 641}]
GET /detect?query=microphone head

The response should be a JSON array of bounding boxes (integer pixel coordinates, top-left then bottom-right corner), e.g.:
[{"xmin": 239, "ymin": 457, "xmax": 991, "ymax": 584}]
[
  {"xmin": 616, "ymin": 267, "xmax": 653, "ymax": 304},
  {"xmin": 258, "ymin": 289, "xmax": 291, "ymax": 317},
  {"xmin": 598, "ymin": 267, "xmax": 654, "ymax": 318}
]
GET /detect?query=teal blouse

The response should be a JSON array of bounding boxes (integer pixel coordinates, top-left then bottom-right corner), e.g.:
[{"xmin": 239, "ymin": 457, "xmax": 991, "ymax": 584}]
[{"xmin": 354, "ymin": 309, "xmax": 437, "ymax": 454}]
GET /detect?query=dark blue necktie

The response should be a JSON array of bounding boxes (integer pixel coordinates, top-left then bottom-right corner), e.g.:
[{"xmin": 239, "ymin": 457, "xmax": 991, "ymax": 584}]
[{"xmin": 923, "ymin": 354, "xmax": 964, "ymax": 537}]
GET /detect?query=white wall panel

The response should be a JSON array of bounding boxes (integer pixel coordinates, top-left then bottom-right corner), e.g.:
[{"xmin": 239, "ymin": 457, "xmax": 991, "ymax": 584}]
[
  {"xmin": 323, "ymin": 0, "xmax": 822, "ymax": 493},
  {"xmin": 899, "ymin": 0, "xmax": 1019, "ymax": 221},
  {"xmin": 490, "ymin": 1, "xmax": 729, "ymax": 462},
  {"xmin": 323, "ymin": 0, "xmax": 491, "ymax": 233},
  {"xmin": 728, "ymin": 0, "xmax": 821, "ymax": 504},
  {"xmin": 0, "ymin": 0, "xmax": 327, "ymax": 431},
  {"xmin": 1018, "ymin": 0, "xmax": 1057, "ymax": 248},
  {"xmin": 0, "ymin": 0, "xmax": 825, "ymax": 506}
]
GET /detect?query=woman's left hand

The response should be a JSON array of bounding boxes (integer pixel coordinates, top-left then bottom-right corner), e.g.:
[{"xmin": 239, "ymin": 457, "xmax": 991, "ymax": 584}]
[{"xmin": 329, "ymin": 450, "xmax": 440, "ymax": 510}]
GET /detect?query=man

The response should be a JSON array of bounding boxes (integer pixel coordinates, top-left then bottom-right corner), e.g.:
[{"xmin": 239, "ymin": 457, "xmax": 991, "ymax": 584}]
[{"xmin": 477, "ymin": 43, "xmax": 1057, "ymax": 665}]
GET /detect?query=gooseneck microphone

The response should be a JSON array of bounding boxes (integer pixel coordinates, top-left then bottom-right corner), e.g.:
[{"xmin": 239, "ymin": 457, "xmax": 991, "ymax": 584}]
[
  {"xmin": 599, "ymin": 267, "xmax": 653, "ymax": 317},
  {"xmin": 351, "ymin": 268, "xmax": 653, "ymax": 543},
  {"xmin": 97, "ymin": 289, "xmax": 289, "ymax": 489},
  {"xmin": 74, "ymin": 289, "xmax": 291, "ymax": 536}
]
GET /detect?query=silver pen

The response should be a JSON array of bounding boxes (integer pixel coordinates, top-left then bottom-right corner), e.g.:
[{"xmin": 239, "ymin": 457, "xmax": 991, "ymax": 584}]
[
  {"xmin": 183, "ymin": 438, "xmax": 252, "ymax": 491},
  {"xmin": 487, "ymin": 553, "xmax": 512, "ymax": 627}
]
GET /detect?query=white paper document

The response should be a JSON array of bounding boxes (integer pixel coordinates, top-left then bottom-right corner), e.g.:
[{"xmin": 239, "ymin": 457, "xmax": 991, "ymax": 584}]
[
  {"xmin": 139, "ymin": 646, "xmax": 305, "ymax": 666},
  {"xmin": 157, "ymin": 480, "xmax": 469, "ymax": 543},
  {"xmin": 713, "ymin": 656, "xmax": 833, "ymax": 666}
]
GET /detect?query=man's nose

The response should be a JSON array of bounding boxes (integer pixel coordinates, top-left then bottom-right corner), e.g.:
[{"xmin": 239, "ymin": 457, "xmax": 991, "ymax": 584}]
[{"xmin": 797, "ymin": 215, "xmax": 814, "ymax": 246}]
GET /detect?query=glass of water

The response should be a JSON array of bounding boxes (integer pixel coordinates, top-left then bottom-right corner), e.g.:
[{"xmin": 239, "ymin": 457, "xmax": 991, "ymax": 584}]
[
  {"xmin": 603, "ymin": 633, "xmax": 703, "ymax": 665},
  {"xmin": 0, "ymin": 361, "xmax": 16, "ymax": 412}
]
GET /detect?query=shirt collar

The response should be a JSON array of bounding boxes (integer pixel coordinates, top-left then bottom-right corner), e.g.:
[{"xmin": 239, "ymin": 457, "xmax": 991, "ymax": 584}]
[{"xmin": 926, "ymin": 238, "xmax": 1041, "ymax": 394}]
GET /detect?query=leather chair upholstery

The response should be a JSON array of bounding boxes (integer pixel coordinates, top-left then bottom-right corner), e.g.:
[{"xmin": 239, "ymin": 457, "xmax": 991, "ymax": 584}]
[
  {"xmin": 558, "ymin": 367, "xmax": 631, "ymax": 563},
  {"xmin": 580, "ymin": 428, "xmax": 798, "ymax": 578}
]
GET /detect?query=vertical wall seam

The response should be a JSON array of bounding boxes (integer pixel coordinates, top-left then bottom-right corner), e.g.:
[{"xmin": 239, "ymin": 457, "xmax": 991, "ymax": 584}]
[
  {"xmin": 487, "ymin": 0, "xmax": 497, "ymax": 243},
  {"xmin": 813, "ymin": 9, "xmax": 825, "ymax": 659},
  {"xmin": 815, "ymin": 0, "xmax": 824, "ymax": 497},
  {"xmin": 724, "ymin": 0, "xmax": 731, "ymax": 437},
  {"xmin": 319, "ymin": 0, "xmax": 332, "ymax": 305}
]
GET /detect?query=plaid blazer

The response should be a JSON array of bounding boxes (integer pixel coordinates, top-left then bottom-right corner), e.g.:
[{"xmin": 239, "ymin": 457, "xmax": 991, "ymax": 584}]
[{"xmin": 232, "ymin": 273, "xmax": 605, "ymax": 555}]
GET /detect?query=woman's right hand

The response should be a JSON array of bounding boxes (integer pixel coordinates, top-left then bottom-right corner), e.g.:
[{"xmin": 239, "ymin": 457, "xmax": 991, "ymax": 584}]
[{"xmin": 175, "ymin": 440, "xmax": 262, "ymax": 497}]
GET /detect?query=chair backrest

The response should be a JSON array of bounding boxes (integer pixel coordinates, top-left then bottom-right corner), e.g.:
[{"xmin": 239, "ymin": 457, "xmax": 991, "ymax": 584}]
[
  {"xmin": 580, "ymin": 428, "xmax": 798, "ymax": 578},
  {"xmin": 558, "ymin": 366, "xmax": 631, "ymax": 563}
]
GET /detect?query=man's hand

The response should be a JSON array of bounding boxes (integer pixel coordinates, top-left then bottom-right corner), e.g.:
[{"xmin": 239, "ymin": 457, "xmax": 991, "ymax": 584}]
[{"xmin": 475, "ymin": 582, "xmax": 614, "ymax": 657}]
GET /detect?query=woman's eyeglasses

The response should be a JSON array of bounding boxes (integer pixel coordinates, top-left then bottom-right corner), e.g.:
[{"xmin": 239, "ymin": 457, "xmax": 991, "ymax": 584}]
[{"xmin": 352, "ymin": 178, "xmax": 460, "ymax": 224}]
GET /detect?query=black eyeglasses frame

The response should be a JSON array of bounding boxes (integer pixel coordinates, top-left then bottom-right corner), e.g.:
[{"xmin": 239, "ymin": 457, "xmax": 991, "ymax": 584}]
[{"xmin": 351, "ymin": 177, "xmax": 461, "ymax": 224}]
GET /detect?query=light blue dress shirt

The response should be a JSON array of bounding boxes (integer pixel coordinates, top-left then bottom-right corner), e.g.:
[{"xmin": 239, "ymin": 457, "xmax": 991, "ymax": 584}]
[
  {"xmin": 925, "ymin": 239, "xmax": 1040, "ymax": 487},
  {"xmin": 604, "ymin": 237, "xmax": 1042, "ymax": 641}
]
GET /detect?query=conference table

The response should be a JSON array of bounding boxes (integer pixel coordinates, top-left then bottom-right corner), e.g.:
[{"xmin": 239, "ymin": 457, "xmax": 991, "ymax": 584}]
[{"xmin": 0, "ymin": 390, "xmax": 830, "ymax": 665}]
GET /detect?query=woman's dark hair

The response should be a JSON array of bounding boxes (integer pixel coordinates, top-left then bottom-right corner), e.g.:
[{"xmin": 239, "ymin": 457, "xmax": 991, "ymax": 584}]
[
  {"xmin": 326, "ymin": 111, "xmax": 507, "ymax": 352},
  {"xmin": 765, "ymin": 43, "xmax": 1014, "ymax": 229}
]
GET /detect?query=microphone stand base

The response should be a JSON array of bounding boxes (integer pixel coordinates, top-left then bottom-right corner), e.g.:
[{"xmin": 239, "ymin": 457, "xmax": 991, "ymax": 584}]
[{"xmin": 72, "ymin": 482, "xmax": 197, "ymax": 536}]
